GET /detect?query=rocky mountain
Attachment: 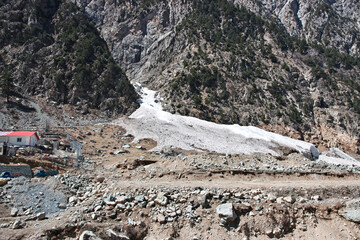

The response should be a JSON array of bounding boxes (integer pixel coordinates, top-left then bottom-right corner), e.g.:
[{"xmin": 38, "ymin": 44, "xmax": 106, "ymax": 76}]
[
  {"xmin": 0, "ymin": 0, "xmax": 138, "ymax": 123},
  {"xmin": 72, "ymin": 0, "xmax": 360, "ymax": 153}
]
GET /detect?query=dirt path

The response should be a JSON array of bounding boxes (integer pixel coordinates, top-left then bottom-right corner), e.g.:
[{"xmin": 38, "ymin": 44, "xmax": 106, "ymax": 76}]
[{"xmin": 108, "ymin": 174, "xmax": 360, "ymax": 190}]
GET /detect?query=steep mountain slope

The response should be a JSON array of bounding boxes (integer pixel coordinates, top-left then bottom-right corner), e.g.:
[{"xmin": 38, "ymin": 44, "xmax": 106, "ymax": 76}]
[
  {"xmin": 74, "ymin": 0, "xmax": 360, "ymax": 153},
  {"xmin": 0, "ymin": 0, "xmax": 138, "ymax": 124},
  {"xmin": 233, "ymin": 0, "xmax": 360, "ymax": 56}
]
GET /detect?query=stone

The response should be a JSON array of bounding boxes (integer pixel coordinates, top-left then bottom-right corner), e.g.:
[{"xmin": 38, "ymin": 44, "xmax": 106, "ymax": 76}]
[
  {"xmin": 24, "ymin": 209, "xmax": 32, "ymax": 215},
  {"xmin": 69, "ymin": 196, "xmax": 78, "ymax": 204},
  {"xmin": 96, "ymin": 176, "xmax": 105, "ymax": 183},
  {"xmin": 58, "ymin": 203, "xmax": 67, "ymax": 209},
  {"xmin": 12, "ymin": 219, "xmax": 23, "ymax": 229},
  {"xmin": 267, "ymin": 193, "xmax": 277, "ymax": 202},
  {"xmin": 116, "ymin": 204, "xmax": 126, "ymax": 210},
  {"xmin": 146, "ymin": 201, "xmax": 155, "ymax": 208},
  {"xmin": 273, "ymin": 227, "xmax": 282, "ymax": 238},
  {"xmin": 0, "ymin": 223, "xmax": 9, "ymax": 228},
  {"xmin": 79, "ymin": 230, "xmax": 103, "ymax": 240},
  {"xmin": 0, "ymin": 178, "xmax": 8, "ymax": 187},
  {"xmin": 157, "ymin": 214, "xmax": 166, "ymax": 224},
  {"xmin": 104, "ymin": 198, "xmax": 116, "ymax": 206},
  {"xmin": 265, "ymin": 229, "xmax": 273, "ymax": 237},
  {"xmin": 161, "ymin": 146, "xmax": 174, "ymax": 156},
  {"xmin": 36, "ymin": 212, "xmax": 46, "ymax": 220},
  {"xmin": 94, "ymin": 205, "xmax": 102, "ymax": 212},
  {"xmin": 283, "ymin": 196, "xmax": 295, "ymax": 204},
  {"xmin": 116, "ymin": 196, "xmax": 128, "ymax": 204},
  {"xmin": 135, "ymin": 195, "xmax": 145, "ymax": 202},
  {"xmin": 11, "ymin": 208, "xmax": 19, "ymax": 217},
  {"xmin": 216, "ymin": 203, "xmax": 238, "ymax": 222},
  {"xmin": 235, "ymin": 203, "xmax": 251, "ymax": 214},
  {"xmin": 198, "ymin": 194, "xmax": 210, "ymax": 209},
  {"xmin": 339, "ymin": 199, "xmax": 360, "ymax": 223},
  {"xmin": 106, "ymin": 229, "xmax": 130, "ymax": 240},
  {"xmin": 155, "ymin": 195, "xmax": 168, "ymax": 206}
]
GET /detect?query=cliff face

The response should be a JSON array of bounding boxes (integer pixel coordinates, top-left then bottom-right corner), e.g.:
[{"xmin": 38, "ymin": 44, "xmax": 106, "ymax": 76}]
[
  {"xmin": 0, "ymin": 0, "xmax": 138, "ymax": 122},
  {"xmin": 233, "ymin": 0, "xmax": 360, "ymax": 56},
  {"xmin": 70, "ymin": 0, "xmax": 360, "ymax": 152}
]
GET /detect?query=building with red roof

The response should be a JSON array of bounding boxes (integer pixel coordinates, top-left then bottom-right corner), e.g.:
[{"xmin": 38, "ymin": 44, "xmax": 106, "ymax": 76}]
[{"xmin": 0, "ymin": 131, "xmax": 40, "ymax": 146}]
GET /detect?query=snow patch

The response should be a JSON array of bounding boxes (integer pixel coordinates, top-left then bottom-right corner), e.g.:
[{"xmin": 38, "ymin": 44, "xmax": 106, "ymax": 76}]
[
  {"xmin": 318, "ymin": 148, "xmax": 360, "ymax": 166},
  {"xmin": 116, "ymin": 86, "xmax": 323, "ymax": 158}
]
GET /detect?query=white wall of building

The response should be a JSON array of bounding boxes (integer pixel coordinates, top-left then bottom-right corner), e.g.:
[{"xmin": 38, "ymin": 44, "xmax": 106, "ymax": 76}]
[
  {"xmin": 30, "ymin": 134, "xmax": 38, "ymax": 146},
  {"xmin": 8, "ymin": 136, "xmax": 31, "ymax": 146}
]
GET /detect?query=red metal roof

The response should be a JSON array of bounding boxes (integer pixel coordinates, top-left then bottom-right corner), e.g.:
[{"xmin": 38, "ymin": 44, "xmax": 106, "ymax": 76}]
[{"xmin": 2, "ymin": 132, "xmax": 40, "ymax": 140}]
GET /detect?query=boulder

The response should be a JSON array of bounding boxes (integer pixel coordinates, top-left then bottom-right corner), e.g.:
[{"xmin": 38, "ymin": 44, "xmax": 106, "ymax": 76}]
[
  {"xmin": 339, "ymin": 199, "xmax": 360, "ymax": 223},
  {"xmin": 216, "ymin": 203, "xmax": 238, "ymax": 222}
]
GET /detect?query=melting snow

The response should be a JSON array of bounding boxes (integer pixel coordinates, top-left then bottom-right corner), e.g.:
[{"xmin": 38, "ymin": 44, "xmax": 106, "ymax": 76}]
[{"xmin": 115, "ymin": 85, "xmax": 323, "ymax": 158}]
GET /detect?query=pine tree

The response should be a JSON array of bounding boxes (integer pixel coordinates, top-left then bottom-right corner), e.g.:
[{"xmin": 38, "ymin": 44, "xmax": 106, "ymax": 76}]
[{"xmin": 0, "ymin": 69, "xmax": 14, "ymax": 102}]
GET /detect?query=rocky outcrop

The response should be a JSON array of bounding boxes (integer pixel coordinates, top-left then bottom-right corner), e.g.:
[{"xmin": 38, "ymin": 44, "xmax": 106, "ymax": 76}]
[{"xmin": 232, "ymin": 0, "xmax": 360, "ymax": 56}]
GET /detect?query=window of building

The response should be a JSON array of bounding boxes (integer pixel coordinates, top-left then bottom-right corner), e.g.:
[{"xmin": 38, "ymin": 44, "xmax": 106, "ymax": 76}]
[{"xmin": 17, "ymin": 138, "xmax": 22, "ymax": 142}]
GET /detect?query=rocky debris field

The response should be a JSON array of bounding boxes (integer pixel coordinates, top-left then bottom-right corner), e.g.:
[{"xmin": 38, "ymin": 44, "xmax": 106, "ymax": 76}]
[
  {"xmin": 0, "ymin": 124, "xmax": 359, "ymax": 239},
  {"xmin": 1, "ymin": 172, "xmax": 360, "ymax": 240}
]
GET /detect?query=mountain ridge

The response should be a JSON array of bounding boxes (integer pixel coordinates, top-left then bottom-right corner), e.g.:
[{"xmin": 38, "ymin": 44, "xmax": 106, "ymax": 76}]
[
  {"xmin": 73, "ymin": 0, "xmax": 360, "ymax": 152},
  {"xmin": 0, "ymin": 0, "xmax": 138, "ymax": 127}
]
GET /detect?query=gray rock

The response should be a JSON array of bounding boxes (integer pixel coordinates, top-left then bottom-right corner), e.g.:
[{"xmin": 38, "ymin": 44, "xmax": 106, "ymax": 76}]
[
  {"xmin": 283, "ymin": 196, "xmax": 295, "ymax": 204},
  {"xmin": 106, "ymin": 229, "xmax": 130, "ymax": 240},
  {"xmin": 157, "ymin": 214, "xmax": 166, "ymax": 224},
  {"xmin": 96, "ymin": 176, "xmax": 105, "ymax": 183},
  {"xmin": 155, "ymin": 195, "xmax": 168, "ymax": 206},
  {"xmin": 58, "ymin": 203, "xmax": 67, "ymax": 209},
  {"xmin": 11, "ymin": 207, "xmax": 19, "ymax": 217},
  {"xmin": 23, "ymin": 208, "xmax": 32, "ymax": 216},
  {"xmin": 135, "ymin": 195, "xmax": 145, "ymax": 202},
  {"xmin": 36, "ymin": 212, "xmax": 46, "ymax": 220},
  {"xmin": 216, "ymin": 203, "xmax": 238, "ymax": 222},
  {"xmin": 12, "ymin": 218, "xmax": 24, "ymax": 229},
  {"xmin": 79, "ymin": 230, "xmax": 103, "ymax": 240},
  {"xmin": 116, "ymin": 196, "xmax": 128, "ymax": 204},
  {"xmin": 69, "ymin": 196, "xmax": 78, "ymax": 204},
  {"xmin": 0, "ymin": 223, "xmax": 9, "ymax": 228},
  {"xmin": 339, "ymin": 199, "xmax": 360, "ymax": 223}
]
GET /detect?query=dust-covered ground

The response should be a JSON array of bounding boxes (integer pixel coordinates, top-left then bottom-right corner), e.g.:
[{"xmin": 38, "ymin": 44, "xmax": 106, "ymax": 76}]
[{"xmin": 0, "ymin": 124, "xmax": 360, "ymax": 240}]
